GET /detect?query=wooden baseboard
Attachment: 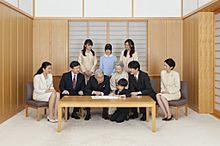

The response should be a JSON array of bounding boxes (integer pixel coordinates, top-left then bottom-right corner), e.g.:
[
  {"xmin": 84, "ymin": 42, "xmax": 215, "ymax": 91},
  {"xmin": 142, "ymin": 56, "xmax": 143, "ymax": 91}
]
[
  {"xmin": 0, "ymin": 105, "xmax": 25, "ymax": 124},
  {"xmin": 212, "ymin": 109, "xmax": 220, "ymax": 119}
]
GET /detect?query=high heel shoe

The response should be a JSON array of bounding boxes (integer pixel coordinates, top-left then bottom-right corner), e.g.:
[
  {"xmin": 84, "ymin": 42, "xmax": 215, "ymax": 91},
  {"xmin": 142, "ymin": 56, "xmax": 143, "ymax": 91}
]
[
  {"xmin": 47, "ymin": 116, "xmax": 56, "ymax": 123},
  {"xmin": 162, "ymin": 117, "xmax": 167, "ymax": 121},
  {"xmin": 166, "ymin": 115, "xmax": 173, "ymax": 121}
]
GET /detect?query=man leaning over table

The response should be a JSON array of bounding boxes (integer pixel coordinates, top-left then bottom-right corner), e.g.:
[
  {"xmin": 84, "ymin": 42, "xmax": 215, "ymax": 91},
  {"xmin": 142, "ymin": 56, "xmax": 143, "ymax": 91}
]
[{"xmin": 83, "ymin": 69, "xmax": 111, "ymax": 120}]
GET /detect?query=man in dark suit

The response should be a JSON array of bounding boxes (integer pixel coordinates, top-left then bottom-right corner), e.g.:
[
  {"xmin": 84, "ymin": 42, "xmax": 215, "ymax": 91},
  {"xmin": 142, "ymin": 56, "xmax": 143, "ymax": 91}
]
[
  {"xmin": 59, "ymin": 61, "xmax": 86, "ymax": 119},
  {"xmin": 128, "ymin": 61, "xmax": 156, "ymax": 121},
  {"xmin": 83, "ymin": 69, "xmax": 110, "ymax": 120}
]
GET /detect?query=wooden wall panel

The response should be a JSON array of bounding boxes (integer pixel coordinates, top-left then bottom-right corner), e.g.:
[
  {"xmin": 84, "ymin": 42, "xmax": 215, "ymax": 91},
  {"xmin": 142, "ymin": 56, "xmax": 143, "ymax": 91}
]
[
  {"xmin": 183, "ymin": 15, "xmax": 199, "ymax": 111},
  {"xmin": 23, "ymin": 16, "xmax": 29, "ymax": 105},
  {"xmin": 0, "ymin": 2, "xmax": 33, "ymax": 123},
  {"xmin": 148, "ymin": 19, "xmax": 182, "ymax": 78},
  {"xmin": 33, "ymin": 19, "xmax": 68, "ymax": 76},
  {"xmin": 183, "ymin": 12, "xmax": 214, "ymax": 113},
  {"xmin": 17, "ymin": 14, "xmax": 24, "ymax": 107},
  {"xmin": 10, "ymin": 8, "xmax": 18, "ymax": 110},
  {"xmin": 33, "ymin": 20, "xmax": 51, "ymax": 74},
  {"xmin": 0, "ymin": 3, "xmax": 3, "ymax": 117},
  {"xmin": 28, "ymin": 18, "xmax": 33, "ymax": 81},
  {"xmin": 3, "ymin": 6, "xmax": 11, "ymax": 115},
  {"xmin": 166, "ymin": 20, "xmax": 182, "ymax": 74},
  {"xmin": 198, "ymin": 12, "xmax": 214, "ymax": 113},
  {"xmin": 148, "ymin": 20, "xmax": 167, "ymax": 75},
  {"xmin": 51, "ymin": 20, "xmax": 68, "ymax": 76}
]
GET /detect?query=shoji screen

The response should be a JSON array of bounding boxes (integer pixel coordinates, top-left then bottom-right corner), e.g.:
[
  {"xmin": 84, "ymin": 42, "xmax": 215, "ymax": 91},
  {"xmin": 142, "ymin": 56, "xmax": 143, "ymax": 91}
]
[
  {"xmin": 69, "ymin": 22, "xmax": 87, "ymax": 62},
  {"xmin": 89, "ymin": 22, "xmax": 107, "ymax": 65},
  {"xmin": 128, "ymin": 22, "xmax": 147, "ymax": 71},
  {"xmin": 215, "ymin": 13, "xmax": 220, "ymax": 112},
  {"xmin": 109, "ymin": 22, "xmax": 127, "ymax": 60},
  {"xmin": 69, "ymin": 21, "xmax": 147, "ymax": 71}
]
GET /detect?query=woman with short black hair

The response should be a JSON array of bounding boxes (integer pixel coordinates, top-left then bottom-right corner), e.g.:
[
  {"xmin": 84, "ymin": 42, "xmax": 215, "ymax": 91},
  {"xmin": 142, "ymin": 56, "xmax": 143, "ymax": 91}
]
[{"xmin": 156, "ymin": 58, "xmax": 181, "ymax": 121}]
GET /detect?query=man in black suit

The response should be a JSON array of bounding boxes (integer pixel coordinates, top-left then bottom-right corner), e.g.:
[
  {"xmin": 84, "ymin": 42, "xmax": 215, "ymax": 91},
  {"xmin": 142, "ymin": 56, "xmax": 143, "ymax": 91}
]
[
  {"xmin": 83, "ymin": 69, "xmax": 110, "ymax": 120},
  {"xmin": 128, "ymin": 61, "xmax": 156, "ymax": 121},
  {"xmin": 59, "ymin": 61, "xmax": 86, "ymax": 119}
]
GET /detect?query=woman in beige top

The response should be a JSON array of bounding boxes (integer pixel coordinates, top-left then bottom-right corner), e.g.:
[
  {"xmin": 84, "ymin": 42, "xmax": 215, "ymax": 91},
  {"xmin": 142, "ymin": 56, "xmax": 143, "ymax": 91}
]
[
  {"xmin": 156, "ymin": 58, "xmax": 181, "ymax": 121},
  {"xmin": 78, "ymin": 39, "xmax": 97, "ymax": 81},
  {"xmin": 119, "ymin": 39, "xmax": 138, "ymax": 71},
  {"xmin": 110, "ymin": 62, "xmax": 128, "ymax": 91},
  {"xmin": 33, "ymin": 62, "xmax": 60, "ymax": 123}
]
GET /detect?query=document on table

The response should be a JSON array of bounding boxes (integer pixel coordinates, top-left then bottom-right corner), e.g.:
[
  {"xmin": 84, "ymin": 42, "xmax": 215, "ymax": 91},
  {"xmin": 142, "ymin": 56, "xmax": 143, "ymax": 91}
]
[{"xmin": 91, "ymin": 96, "xmax": 122, "ymax": 99}]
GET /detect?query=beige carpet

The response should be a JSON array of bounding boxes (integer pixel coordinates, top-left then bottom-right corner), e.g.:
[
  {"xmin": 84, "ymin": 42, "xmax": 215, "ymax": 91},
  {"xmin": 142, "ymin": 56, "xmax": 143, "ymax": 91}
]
[{"xmin": 0, "ymin": 108, "xmax": 219, "ymax": 146}]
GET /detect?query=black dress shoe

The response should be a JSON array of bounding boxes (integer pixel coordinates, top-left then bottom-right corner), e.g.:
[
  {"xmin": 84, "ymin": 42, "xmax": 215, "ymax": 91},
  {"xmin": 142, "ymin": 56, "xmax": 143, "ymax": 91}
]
[
  {"xmin": 71, "ymin": 112, "xmax": 80, "ymax": 119},
  {"xmin": 162, "ymin": 117, "xmax": 167, "ymax": 121},
  {"xmin": 102, "ymin": 113, "xmax": 110, "ymax": 120},
  {"xmin": 67, "ymin": 113, "xmax": 70, "ymax": 120},
  {"xmin": 84, "ymin": 113, "xmax": 91, "ymax": 121},
  {"xmin": 125, "ymin": 115, "xmax": 129, "ymax": 121},
  {"xmin": 129, "ymin": 113, "xmax": 138, "ymax": 119},
  {"xmin": 166, "ymin": 115, "xmax": 173, "ymax": 121},
  {"xmin": 140, "ymin": 114, "xmax": 146, "ymax": 121}
]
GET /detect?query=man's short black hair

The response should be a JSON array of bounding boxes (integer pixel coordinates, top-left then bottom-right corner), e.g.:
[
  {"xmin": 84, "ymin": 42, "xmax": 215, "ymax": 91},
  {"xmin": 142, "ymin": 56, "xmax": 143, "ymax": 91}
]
[
  {"xmin": 118, "ymin": 78, "xmax": 128, "ymax": 87},
  {"xmin": 128, "ymin": 61, "xmax": 140, "ymax": 71},
  {"xmin": 70, "ymin": 61, "xmax": 80, "ymax": 69}
]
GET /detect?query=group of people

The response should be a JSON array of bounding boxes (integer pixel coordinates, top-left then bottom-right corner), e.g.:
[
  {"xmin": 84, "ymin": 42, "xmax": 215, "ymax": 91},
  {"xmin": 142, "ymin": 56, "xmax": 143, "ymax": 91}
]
[{"xmin": 33, "ymin": 39, "xmax": 181, "ymax": 123}]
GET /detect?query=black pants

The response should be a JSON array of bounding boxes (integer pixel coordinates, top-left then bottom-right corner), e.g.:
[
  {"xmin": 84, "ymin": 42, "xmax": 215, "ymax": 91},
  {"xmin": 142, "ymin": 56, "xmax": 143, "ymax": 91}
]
[
  {"xmin": 110, "ymin": 108, "xmax": 129, "ymax": 122},
  {"xmin": 72, "ymin": 108, "xmax": 80, "ymax": 113},
  {"xmin": 131, "ymin": 107, "xmax": 145, "ymax": 114},
  {"xmin": 85, "ymin": 107, "xmax": 109, "ymax": 115},
  {"xmin": 130, "ymin": 94, "xmax": 157, "ymax": 115}
]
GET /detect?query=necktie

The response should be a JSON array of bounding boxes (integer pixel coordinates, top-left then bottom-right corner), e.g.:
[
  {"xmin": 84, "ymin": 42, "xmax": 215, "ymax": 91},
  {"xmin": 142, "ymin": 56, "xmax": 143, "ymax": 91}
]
[
  {"xmin": 72, "ymin": 75, "xmax": 76, "ymax": 90},
  {"xmin": 135, "ymin": 76, "xmax": 138, "ymax": 82}
]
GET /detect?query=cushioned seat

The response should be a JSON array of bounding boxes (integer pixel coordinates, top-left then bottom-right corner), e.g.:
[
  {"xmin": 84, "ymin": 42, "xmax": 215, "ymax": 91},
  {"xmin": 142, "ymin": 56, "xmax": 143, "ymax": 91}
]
[
  {"xmin": 25, "ymin": 82, "xmax": 48, "ymax": 121},
  {"xmin": 169, "ymin": 98, "xmax": 187, "ymax": 106},
  {"xmin": 156, "ymin": 81, "xmax": 188, "ymax": 120},
  {"xmin": 26, "ymin": 100, "xmax": 48, "ymax": 107},
  {"xmin": 168, "ymin": 81, "xmax": 188, "ymax": 120}
]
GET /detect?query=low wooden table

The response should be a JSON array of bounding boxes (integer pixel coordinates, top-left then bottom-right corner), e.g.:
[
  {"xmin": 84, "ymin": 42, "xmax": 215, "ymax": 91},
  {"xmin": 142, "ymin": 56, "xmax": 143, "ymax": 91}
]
[{"xmin": 57, "ymin": 96, "xmax": 156, "ymax": 132}]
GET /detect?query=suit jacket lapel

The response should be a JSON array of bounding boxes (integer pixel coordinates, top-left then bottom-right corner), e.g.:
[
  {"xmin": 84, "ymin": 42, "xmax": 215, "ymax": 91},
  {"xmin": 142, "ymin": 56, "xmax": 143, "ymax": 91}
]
[
  {"xmin": 132, "ymin": 75, "xmax": 139, "ymax": 89},
  {"xmin": 68, "ymin": 72, "xmax": 73, "ymax": 88},
  {"xmin": 75, "ymin": 74, "xmax": 81, "ymax": 89}
]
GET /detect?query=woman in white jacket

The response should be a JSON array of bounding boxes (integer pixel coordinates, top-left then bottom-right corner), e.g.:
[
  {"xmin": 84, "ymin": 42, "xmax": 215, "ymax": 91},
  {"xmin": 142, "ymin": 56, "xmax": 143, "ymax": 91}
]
[
  {"xmin": 33, "ymin": 62, "xmax": 60, "ymax": 123},
  {"xmin": 156, "ymin": 58, "xmax": 181, "ymax": 121}
]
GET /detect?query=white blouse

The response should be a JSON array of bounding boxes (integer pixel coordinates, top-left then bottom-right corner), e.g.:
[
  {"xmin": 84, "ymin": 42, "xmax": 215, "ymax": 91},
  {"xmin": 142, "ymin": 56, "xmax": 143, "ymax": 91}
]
[
  {"xmin": 78, "ymin": 51, "xmax": 97, "ymax": 73},
  {"xmin": 119, "ymin": 50, "xmax": 138, "ymax": 71}
]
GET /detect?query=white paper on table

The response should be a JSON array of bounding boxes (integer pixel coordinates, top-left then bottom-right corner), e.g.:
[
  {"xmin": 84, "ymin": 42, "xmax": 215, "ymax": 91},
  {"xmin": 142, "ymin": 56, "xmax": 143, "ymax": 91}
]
[{"xmin": 91, "ymin": 96, "xmax": 121, "ymax": 99}]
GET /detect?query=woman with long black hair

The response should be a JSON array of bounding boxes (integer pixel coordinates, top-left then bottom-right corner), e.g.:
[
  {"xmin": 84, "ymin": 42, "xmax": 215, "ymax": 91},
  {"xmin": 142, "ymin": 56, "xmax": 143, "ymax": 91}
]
[
  {"xmin": 78, "ymin": 39, "xmax": 97, "ymax": 81},
  {"xmin": 33, "ymin": 61, "xmax": 60, "ymax": 123},
  {"xmin": 119, "ymin": 39, "xmax": 138, "ymax": 71}
]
